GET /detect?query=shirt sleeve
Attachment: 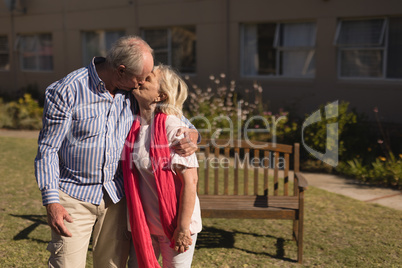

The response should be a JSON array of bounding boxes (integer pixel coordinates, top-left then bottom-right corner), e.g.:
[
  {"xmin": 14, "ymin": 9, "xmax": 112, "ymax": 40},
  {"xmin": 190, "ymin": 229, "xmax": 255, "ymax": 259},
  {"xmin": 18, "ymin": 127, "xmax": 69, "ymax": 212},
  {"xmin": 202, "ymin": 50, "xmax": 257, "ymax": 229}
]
[
  {"xmin": 180, "ymin": 115, "xmax": 201, "ymax": 144},
  {"xmin": 34, "ymin": 81, "xmax": 74, "ymax": 206},
  {"xmin": 166, "ymin": 115, "xmax": 199, "ymax": 172}
]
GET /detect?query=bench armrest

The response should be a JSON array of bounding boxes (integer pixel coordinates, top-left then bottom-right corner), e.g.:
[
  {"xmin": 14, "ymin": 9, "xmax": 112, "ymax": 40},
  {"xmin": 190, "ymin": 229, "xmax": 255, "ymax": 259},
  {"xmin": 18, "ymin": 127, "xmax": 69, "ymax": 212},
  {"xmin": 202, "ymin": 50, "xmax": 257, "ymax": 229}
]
[{"xmin": 295, "ymin": 172, "xmax": 308, "ymax": 190}]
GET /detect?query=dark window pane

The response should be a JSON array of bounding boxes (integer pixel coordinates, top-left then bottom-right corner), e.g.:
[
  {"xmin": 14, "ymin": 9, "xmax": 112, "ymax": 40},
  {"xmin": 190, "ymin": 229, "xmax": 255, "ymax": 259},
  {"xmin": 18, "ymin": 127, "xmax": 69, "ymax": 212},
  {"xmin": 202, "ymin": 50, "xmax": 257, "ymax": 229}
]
[
  {"xmin": 154, "ymin": 51, "xmax": 169, "ymax": 65},
  {"xmin": 144, "ymin": 29, "xmax": 168, "ymax": 50},
  {"xmin": 257, "ymin": 23, "xmax": 276, "ymax": 75},
  {"xmin": 337, "ymin": 19, "xmax": 385, "ymax": 46},
  {"xmin": 172, "ymin": 26, "xmax": 196, "ymax": 73},
  {"xmin": 279, "ymin": 50, "xmax": 315, "ymax": 77},
  {"xmin": 20, "ymin": 34, "xmax": 53, "ymax": 71},
  {"xmin": 105, "ymin": 31, "xmax": 125, "ymax": 50},
  {"xmin": 387, "ymin": 17, "xmax": 402, "ymax": 78},
  {"xmin": 23, "ymin": 56, "xmax": 37, "ymax": 70},
  {"xmin": 143, "ymin": 27, "xmax": 196, "ymax": 73},
  {"xmin": 83, "ymin": 32, "xmax": 101, "ymax": 64},
  {"xmin": 82, "ymin": 31, "xmax": 124, "ymax": 65},
  {"xmin": 0, "ymin": 36, "xmax": 8, "ymax": 51},
  {"xmin": 340, "ymin": 49, "xmax": 383, "ymax": 77},
  {"xmin": 0, "ymin": 36, "xmax": 9, "ymax": 71},
  {"xmin": 280, "ymin": 23, "xmax": 316, "ymax": 47},
  {"xmin": 0, "ymin": 54, "xmax": 10, "ymax": 70}
]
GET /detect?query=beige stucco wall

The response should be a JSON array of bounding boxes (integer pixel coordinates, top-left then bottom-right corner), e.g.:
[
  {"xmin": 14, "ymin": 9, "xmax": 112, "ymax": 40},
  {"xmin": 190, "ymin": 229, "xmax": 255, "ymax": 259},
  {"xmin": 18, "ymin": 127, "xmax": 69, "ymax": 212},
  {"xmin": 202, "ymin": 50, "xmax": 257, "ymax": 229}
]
[{"xmin": 0, "ymin": 0, "xmax": 401, "ymax": 123}]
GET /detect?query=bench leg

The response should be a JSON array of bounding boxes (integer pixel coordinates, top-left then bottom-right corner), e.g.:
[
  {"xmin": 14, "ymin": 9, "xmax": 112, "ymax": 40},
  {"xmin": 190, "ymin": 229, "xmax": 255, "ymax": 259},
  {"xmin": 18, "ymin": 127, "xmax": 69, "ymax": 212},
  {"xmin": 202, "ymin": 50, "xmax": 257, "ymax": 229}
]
[
  {"xmin": 297, "ymin": 191, "xmax": 305, "ymax": 264},
  {"xmin": 292, "ymin": 219, "xmax": 298, "ymax": 241}
]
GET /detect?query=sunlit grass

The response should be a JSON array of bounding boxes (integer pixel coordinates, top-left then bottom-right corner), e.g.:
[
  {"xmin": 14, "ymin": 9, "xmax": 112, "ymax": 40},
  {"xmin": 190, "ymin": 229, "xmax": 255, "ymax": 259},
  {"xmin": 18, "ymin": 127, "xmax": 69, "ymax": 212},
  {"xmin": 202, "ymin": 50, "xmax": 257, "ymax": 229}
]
[{"xmin": 0, "ymin": 136, "xmax": 401, "ymax": 267}]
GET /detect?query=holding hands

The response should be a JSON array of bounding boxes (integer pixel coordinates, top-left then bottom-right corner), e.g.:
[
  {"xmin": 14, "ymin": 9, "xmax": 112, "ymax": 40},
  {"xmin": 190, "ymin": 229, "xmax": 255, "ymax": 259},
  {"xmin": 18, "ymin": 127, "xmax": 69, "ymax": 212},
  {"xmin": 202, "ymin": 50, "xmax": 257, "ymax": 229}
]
[{"xmin": 172, "ymin": 227, "xmax": 193, "ymax": 253}]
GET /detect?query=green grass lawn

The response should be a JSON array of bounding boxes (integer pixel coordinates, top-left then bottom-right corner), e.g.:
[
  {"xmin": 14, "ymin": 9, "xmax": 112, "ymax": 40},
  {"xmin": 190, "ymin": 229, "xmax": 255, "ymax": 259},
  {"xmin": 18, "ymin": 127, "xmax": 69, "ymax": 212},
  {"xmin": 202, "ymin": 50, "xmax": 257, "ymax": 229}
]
[{"xmin": 0, "ymin": 136, "xmax": 401, "ymax": 267}]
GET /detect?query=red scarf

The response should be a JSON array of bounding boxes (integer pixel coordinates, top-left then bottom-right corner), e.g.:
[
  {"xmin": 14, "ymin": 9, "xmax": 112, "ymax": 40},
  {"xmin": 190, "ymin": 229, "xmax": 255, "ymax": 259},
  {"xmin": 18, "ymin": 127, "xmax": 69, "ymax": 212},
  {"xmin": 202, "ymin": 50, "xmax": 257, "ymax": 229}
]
[{"xmin": 122, "ymin": 112, "xmax": 181, "ymax": 268}]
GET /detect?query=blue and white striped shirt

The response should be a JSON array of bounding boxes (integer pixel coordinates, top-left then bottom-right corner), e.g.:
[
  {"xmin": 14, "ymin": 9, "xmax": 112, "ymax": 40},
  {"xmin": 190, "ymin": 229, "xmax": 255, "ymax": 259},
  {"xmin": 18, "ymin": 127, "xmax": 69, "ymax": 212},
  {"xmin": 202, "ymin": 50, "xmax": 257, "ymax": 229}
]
[{"xmin": 35, "ymin": 57, "xmax": 136, "ymax": 206}]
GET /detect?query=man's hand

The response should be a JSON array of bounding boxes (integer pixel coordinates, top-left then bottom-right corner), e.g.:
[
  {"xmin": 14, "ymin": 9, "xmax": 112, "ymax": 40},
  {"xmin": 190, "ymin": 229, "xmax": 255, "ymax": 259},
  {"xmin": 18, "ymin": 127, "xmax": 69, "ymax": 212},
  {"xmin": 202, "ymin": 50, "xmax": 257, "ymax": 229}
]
[
  {"xmin": 172, "ymin": 128, "xmax": 198, "ymax": 157},
  {"xmin": 172, "ymin": 228, "xmax": 193, "ymax": 253},
  {"xmin": 46, "ymin": 203, "xmax": 73, "ymax": 237}
]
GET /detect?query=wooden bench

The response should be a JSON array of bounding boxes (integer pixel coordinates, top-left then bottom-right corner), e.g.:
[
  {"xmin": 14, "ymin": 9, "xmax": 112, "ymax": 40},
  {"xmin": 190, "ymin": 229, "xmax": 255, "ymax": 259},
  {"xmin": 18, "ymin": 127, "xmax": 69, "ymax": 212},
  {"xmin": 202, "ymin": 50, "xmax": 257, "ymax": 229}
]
[{"xmin": 196, "ymin": 139, "xmax": 308, "ymax": 263}]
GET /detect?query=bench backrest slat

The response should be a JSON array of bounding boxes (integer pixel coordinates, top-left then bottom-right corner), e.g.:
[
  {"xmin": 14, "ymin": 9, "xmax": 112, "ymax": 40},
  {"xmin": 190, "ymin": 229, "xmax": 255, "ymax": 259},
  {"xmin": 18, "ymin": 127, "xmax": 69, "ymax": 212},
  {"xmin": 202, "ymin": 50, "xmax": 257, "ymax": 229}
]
[
  {"xmin": 273, "ymin": 151, "xmax": 279, "ymax": 196},
  {"xmin": 264, "ymin": 150, "xmax": 269, "ymax": 196},
  {"xmin": 224, "ymin": 147, "xmax": 230, "ymax": 195},
  {"xmin": 204, "ymin": 146, "xmax": 210, "ymax": 194},
  {"xmin": 284, "ymin": 153, "xmax": 290, "ymax": 196},
  {"xmin": 254, "ymin": 149, "xmax": 259, "ymax": 195},
  {"xmin": 244, "ymin": 148, "xmax": 249, "ymax": 195},
  {"xmin": 293, "ymin": 143, "xmax": 300, "ymax": 196},
  {"xmin": 234, "ymin": 147, "xmax": 239, "ymax": 195},
  {"xmin": 197, "ymin": 139, "xmax": 299, "ymax": 197},
  {"xmin": 214, "ymin": 147, "xmax": 219, "ymax": 195}
]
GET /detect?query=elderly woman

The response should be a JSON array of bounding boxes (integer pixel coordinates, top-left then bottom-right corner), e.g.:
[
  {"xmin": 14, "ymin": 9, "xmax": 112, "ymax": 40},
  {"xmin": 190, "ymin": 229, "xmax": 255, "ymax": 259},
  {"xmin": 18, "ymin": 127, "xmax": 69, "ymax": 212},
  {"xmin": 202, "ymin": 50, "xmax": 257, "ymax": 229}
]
[{"xmin": 122, "ymin": 64, "xmax": 202, "ymax": 268}]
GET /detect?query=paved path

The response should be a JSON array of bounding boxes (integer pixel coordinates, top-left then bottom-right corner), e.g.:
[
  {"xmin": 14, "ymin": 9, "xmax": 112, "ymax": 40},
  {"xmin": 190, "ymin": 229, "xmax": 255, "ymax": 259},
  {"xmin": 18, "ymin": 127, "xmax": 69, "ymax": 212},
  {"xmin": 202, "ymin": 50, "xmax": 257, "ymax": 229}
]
[
  {"xmin": 303, "ymin": 172, "xmax": 402, "ymax": 211},
  {"xmin": 0, "ymin": 129, "xmax": 39, "ymax": 139},
  {"xmin": 1, "ymin": 129, "xmax": 401, "ymax": 210}
]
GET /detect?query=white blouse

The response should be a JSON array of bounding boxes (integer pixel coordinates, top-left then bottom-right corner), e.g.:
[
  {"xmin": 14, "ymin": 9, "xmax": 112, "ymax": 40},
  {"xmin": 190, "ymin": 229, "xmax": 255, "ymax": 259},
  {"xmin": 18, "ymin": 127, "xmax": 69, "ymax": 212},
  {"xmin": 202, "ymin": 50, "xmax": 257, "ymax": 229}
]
[{"xmin": 128, "ymin": 115, "xmax": 202, "ymax": 236}]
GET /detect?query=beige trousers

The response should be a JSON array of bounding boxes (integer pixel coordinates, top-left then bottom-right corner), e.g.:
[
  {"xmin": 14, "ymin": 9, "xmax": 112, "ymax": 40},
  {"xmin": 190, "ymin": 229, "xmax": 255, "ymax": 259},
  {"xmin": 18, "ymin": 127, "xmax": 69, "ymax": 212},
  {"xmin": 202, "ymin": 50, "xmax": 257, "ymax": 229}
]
[{"xmin": 47, "ymin": 190, "xmax": 131, "ymax": 268}]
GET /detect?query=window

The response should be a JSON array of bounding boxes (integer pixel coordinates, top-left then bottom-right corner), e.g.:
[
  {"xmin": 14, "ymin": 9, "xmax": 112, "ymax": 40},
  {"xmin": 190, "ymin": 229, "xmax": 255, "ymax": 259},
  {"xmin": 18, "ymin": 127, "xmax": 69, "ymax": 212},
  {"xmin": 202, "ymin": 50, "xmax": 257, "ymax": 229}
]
[
  {"xmin": 19, "ymin": 33, "xmax": 53, "ymax": 71},
  {"xmin": 241, "ymin": 22, "xmax": 316, "ymax": 77},
  {"xmin": 82, "ymin": 30, "xmax": 125, "ymax": 65},
  {"xmin": 0, "ymin": 35, "xmax": 10, "ymax": 71},
  {"xmin": 335, "ymin": 17, "xmax": 402, "ymax": 79},
  {"xmin": 142, "ymin": 26, "xmax": 196, "ymax": 73}
]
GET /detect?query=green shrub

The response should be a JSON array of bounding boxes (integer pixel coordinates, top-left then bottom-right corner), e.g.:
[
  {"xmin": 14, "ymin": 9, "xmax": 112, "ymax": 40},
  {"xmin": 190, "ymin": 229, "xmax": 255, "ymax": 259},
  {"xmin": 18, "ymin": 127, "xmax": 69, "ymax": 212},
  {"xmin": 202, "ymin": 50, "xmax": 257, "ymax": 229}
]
[
  {"xmin": 0, "ymin": 98, "xmax": 13, "ymax": 128},
  {"xmin": 337, "ymin": 158, "xmax": 369, "ymax": 180},
  {"xmin": 183, "ymin": 75, "xmax": 297, "ymax": 143},
  {"xmin": 183, "ymin": 75, "xmax": 401, "ymax": 188},
  {"xmin": 301, "ymin": 101, "xmax": 359, "ymax": 162},
  {"xmin": 337, "ymin": 154, "xmax": 402, "ymax": 189},
  {"xmin": 373, "ymin": 154, "xmax": 402, "ymax": 187},
  {"xmin": 0, "ymin": 94, "xmax": 43, "ymax": 130}
]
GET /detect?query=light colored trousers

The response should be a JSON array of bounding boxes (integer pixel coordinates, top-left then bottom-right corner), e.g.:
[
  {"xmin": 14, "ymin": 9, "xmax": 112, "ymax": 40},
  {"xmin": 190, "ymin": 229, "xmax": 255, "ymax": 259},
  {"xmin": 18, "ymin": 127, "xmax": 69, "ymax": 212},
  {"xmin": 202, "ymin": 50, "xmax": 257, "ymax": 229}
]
[
  {"xmin": 47, "ymin": 190, "xmax": 131, "ymax": 268},
  {"xmin": 128, "ymin": 233, "xmax": 198, "ymax": 268}
]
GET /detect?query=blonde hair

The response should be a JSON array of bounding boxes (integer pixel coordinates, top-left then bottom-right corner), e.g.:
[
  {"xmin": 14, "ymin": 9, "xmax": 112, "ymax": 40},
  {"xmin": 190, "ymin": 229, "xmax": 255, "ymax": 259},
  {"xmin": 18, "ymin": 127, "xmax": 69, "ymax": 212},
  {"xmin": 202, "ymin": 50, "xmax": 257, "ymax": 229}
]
[{"xmin": 154, "ymin": 64, "xmax": 188, "ymax": 117}]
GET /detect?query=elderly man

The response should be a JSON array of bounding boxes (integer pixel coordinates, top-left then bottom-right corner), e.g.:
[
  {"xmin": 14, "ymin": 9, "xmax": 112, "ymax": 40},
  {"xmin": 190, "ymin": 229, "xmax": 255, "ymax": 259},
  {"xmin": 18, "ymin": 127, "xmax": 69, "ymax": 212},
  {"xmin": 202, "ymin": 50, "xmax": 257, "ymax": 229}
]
[{"xmin": 35, "ymin": 35, "xmax": 197, "ymax": 268}]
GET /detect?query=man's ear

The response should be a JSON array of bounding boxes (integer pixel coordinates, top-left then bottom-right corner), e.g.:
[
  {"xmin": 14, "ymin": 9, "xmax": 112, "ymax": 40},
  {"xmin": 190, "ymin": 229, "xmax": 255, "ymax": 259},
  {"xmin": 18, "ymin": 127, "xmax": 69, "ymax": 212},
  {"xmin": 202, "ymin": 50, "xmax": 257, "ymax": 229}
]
[{"xmin": 117, "ymin": 65, "xmax": 126, "ymax": 76}]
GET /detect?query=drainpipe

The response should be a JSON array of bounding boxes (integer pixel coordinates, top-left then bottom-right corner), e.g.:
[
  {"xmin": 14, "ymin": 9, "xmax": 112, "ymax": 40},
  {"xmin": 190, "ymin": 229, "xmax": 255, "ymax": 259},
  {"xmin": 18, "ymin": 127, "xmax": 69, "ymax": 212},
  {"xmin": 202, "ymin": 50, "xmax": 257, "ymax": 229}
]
[
  {"xmin": 225, "ymin": 0, "xmax": 230, "ymax": 81},
  {"xmin": 61, "ymin": 0, "xmax": 68, "ymax": 72},
  {"xmin": 10, "ymin": 9, "xmax": 18, "ymax": 93}
]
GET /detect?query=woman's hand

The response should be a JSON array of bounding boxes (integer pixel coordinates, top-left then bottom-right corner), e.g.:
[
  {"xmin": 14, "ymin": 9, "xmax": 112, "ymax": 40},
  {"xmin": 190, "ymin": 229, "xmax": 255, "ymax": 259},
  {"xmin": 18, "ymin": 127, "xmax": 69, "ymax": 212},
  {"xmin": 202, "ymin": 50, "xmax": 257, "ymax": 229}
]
[
  {"xmin": 173, "ymin": 167, "xmax": 198, "ymax": 253},
  {"xmin": 172, "ymin": 227, "xmax": 193, "ymax": 253}
]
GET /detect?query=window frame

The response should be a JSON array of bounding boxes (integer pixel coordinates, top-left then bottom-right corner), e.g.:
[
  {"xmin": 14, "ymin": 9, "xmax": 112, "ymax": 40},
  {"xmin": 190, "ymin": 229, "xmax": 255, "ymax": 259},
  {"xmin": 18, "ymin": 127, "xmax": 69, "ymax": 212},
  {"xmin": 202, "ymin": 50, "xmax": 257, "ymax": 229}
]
[
  {"xmin": 240, "ymin": 21, "xmax": 317, "ymax": 79},
  {"xmin": 18, "ymin": 33, "xmax": 53, "ymax": 72},
  {"xmin": 141, "ymin": 26, "xmax": 197, "ymax": 74},
  {"xmin": 0, "ymin": 35, "xmax": 10, "ymax": 72},
  {"xmin": 335, "ymin": 17, "xmax": 402, "ymax": 81},
  {"xmin": 81, "ymin": 29, "xmax": 125, "ymax": 66}
]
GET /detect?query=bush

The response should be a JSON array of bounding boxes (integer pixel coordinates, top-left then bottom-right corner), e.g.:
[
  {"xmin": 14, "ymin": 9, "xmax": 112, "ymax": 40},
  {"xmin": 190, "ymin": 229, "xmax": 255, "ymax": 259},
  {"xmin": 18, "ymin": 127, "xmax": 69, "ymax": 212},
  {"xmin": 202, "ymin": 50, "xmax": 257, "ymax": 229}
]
[
  {"xmin": 183, "ymin": 74, "xmax": 297, "ymax": 143},
  {"xmin": 335, "ymin": 106, "xmax": 402, "ymax": 189},
  {"xmin": 183, "ymin": 75, "xmax": 401, "ymax": 188},
  {"xmin": 301, "ymin": 101, "xmax": 360, "ymax": 162},
  {"xmin": 337, "ymin": 154, "xmax": 402, "ymax": 189},
  {"xmin": 0, "ymin": 94, "xmax": 43, "ymax": 130}
]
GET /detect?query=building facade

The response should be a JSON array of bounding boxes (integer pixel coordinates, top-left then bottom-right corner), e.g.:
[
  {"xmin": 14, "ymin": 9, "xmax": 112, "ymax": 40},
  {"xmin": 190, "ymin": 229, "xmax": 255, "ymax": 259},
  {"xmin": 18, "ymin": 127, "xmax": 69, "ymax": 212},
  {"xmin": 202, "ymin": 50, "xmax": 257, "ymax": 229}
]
[{"xmin": 0, "ymin": 0, "xmax": 401, "ymax": 123}]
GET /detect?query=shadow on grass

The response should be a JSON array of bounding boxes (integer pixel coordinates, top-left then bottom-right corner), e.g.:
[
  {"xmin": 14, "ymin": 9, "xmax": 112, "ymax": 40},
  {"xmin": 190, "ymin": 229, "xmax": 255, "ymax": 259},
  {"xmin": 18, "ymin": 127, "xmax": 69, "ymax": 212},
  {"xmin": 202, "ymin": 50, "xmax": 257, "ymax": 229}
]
[
  {"xmin": 10, "ymin": 214, "xmax": 48, "ymax": 243},
  {"xmin": 196, "ymin": 226, "xmax": 296, "ymax": 263}
]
